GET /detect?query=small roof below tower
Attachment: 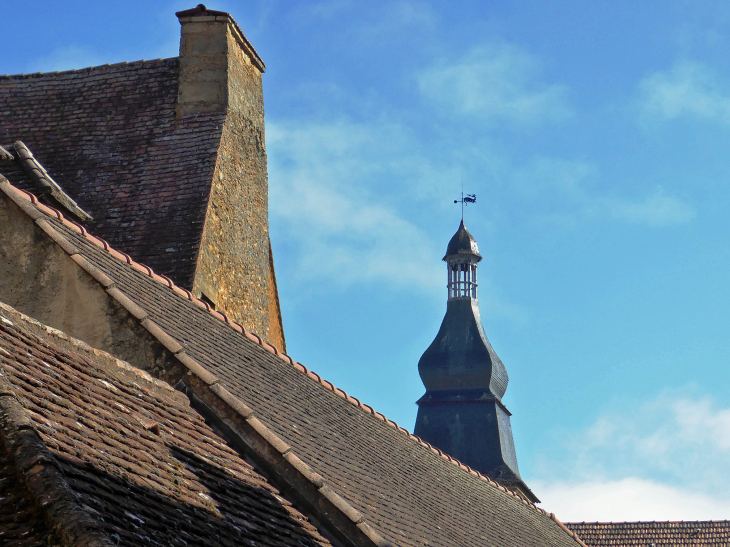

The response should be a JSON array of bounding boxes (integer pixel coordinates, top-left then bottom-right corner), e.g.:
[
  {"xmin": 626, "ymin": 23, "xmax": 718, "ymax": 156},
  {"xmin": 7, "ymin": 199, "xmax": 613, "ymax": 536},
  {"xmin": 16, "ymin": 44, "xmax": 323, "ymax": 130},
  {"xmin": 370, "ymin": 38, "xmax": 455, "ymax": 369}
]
[{"xmin": 443, "ymin": 219, "xmax": 482, "ymax": 261}]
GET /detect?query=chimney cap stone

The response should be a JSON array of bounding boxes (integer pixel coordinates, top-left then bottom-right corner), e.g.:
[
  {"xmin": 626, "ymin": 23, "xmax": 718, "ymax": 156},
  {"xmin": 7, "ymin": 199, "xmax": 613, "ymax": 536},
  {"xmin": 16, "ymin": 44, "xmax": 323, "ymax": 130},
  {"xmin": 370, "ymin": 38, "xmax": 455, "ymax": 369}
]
[{"xmin": 175, "ymin": 4, "xmax": 266, "ymax": 72}]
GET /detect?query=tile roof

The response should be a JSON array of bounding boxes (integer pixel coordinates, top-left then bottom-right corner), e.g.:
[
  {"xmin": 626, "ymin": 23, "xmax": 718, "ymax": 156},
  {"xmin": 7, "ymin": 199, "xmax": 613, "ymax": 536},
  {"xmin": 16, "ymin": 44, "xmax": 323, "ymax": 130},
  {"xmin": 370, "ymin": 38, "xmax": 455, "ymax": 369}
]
[
  {"xmin": 0, "ymin": 59, "xmax": 224, "ymax": 289},
  {"xmin": 566, "ymin": 520, "xmax": 730, "ymax": 546},
  {"xmin": 0, "ymin": 181, "xmax": 587, "ymax": 547},
  {"xmin": 0, "ymin": 447, "xmax": 53, "ymax": 546},
  {"xmin": 0, "ymin": 299, "xmax": 332, "ymax": 546}
]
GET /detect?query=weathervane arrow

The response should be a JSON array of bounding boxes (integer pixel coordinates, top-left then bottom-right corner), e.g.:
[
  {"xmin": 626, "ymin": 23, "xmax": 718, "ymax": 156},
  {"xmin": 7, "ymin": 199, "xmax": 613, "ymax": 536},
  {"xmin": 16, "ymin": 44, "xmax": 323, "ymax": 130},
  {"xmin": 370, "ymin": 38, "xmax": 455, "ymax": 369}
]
[{"xmin": 454, "ymin": 192, "xmax": 477, "ymax": 219}]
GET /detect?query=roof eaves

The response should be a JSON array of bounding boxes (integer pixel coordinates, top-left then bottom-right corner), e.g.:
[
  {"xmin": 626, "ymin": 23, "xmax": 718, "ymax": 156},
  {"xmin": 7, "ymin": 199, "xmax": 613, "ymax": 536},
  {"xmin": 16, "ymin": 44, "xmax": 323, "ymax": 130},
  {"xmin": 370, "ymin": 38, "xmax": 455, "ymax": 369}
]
[
  {"xmin": 0, "ymin": 179, "xmax": 585, "ymax": 546},
  {"xmin": 565, "ymin": 519, "xmax": 730, "ymax": 526},
  {"xmin": 0, "ymin": 369, "xmax": 113, "ymax": 546},
  {"xmin": 549, "ymin": 514, "xmax": 589, "ymax": 547}
]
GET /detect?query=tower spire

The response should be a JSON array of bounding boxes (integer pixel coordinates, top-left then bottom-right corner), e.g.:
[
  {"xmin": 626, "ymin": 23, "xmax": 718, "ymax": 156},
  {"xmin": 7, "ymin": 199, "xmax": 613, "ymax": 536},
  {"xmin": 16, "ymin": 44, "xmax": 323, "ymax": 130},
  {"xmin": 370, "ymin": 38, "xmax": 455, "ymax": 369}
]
[{"xmin": 414, "ymin": 221, "xmax": 538, "ymax": 503}]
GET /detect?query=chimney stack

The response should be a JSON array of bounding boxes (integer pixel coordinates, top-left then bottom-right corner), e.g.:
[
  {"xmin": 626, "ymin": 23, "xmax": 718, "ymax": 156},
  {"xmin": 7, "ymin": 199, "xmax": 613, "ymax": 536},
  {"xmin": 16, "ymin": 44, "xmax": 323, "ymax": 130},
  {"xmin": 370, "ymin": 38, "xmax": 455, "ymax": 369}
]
[
  {"xmin": 175, "ymin": 5, "xmax": 285, "ymax": 352},
  {"xmin": 176, "ymin": 4, "xmax": 266, "ymax": 117}
]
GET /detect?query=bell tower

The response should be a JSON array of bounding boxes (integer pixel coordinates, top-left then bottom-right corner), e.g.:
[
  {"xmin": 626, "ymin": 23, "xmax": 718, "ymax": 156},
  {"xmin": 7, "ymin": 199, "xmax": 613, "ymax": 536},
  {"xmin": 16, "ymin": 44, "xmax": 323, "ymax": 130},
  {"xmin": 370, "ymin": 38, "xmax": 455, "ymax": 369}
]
[{"xmin": 414, "ymin": 220, "xmax": 537, "ymax": 502}]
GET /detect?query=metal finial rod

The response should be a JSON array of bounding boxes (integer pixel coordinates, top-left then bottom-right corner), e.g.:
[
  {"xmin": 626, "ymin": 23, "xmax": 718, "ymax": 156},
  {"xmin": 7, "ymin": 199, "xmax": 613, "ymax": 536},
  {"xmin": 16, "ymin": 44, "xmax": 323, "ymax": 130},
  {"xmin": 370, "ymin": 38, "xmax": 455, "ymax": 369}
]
[{"xmin": 454, "ymin": 192, "xmax": 477, "ymax": 220}]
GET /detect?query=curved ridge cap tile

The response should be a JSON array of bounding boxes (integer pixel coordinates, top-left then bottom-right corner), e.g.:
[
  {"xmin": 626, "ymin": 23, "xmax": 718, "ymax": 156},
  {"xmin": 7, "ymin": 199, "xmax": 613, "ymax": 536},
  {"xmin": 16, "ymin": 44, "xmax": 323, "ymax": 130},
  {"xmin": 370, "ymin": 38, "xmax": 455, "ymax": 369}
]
[
  {"xmin": 0, "ymin": 376, "xmax": 114, "ymax": 546},
  {"xmin": 4, "ymin": 181, "xmax": 283, "ymax": 351},
  {"xmin": 551, "ymin": 513, "xmax": 589, "ymax": 547},
  {"xmin": 13, "ymin": 140, "xmax": 93, "ymax": 222},
  {"xmin": 3, "ymin": 181, "xmax": 554, "ymax": 517},
  {"xmin": 0, "ymin": 144, "xmax": 14, "ymax": 161}
]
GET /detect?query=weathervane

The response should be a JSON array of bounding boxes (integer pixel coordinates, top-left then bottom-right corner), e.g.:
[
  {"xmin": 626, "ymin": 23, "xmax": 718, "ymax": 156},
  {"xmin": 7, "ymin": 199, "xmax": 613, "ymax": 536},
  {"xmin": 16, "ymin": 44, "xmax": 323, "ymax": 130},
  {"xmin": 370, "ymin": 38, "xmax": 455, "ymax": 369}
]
[{"xmin": 454, "ymin": 191, "xmax": 476, "ymax": 220}]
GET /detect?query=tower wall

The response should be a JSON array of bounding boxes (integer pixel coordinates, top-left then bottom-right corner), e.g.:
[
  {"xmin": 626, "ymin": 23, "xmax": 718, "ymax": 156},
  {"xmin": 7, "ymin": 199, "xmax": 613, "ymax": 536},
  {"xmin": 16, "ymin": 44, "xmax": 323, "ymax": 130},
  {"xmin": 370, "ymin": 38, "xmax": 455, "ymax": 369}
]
[{"xmin": 415, "ymin": 399, "xmax": 520, "ymax": 481}]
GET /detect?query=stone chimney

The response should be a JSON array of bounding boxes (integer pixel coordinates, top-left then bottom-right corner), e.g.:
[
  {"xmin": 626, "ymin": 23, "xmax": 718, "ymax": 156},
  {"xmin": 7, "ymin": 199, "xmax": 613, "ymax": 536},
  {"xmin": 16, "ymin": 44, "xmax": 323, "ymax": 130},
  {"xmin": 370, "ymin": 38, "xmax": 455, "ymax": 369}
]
[
  {"xmin": 177, "ymin": 4, "xmax": 266, "ymax": 116},
  {"xmin": 176, "ymin": 5, "xmax": 285, "ymax": 351}
]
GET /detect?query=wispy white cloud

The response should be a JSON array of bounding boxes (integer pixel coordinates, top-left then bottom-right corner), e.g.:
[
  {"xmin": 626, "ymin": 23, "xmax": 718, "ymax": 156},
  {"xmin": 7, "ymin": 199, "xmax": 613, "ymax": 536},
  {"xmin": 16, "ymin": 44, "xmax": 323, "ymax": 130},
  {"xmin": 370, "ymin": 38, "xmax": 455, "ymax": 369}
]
[
  {"xmin": 417, "ymin": 44, "xmax": 572, "ymax": 126},
  {"xmin": 535, "ymin": 477, "xmax": 730, "ymax": 522},
  {"xmin": 378, "ymin": 1, "xmax": 435, "ymax": 29},
  {"xmin": 510, "ymin": 157, "xmax": 695, "ymax": 227},
  {"xmin": 511, "ymin": 156, "xmax": 597, "ymax": 202},
  {"xmin": 268, "ymin": 117, "xmax": 694, "ymax": 299},
  {"xmin": 290, "ymin": 0, "xmax": 356, "ymax": 23},
  {"xmin": 531, "ymin": 390, "xmax": 730, "ymax": 520},
  {"xmin": 29, "ymin": 45, "xmax": 105, "ymax": 73},
  {"xmin": 295, "ymin": 0, "xmax": 434, "ymax": 35},
  {"xmin": 640, "ymin": 61, "xmax": 730, "ymax": 122},
  {"xmin": 267, "ymin": 118, "xmax": 443, "ymax": 292},
  {"xmin": 605, "ymin": 187, "xmax": 696, "ymax": 226}
]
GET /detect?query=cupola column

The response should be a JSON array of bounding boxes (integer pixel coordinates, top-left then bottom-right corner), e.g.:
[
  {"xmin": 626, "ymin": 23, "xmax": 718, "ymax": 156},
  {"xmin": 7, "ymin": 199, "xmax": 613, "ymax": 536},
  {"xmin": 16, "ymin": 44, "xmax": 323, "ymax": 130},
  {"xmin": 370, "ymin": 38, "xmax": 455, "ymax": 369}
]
[{"xmin": 447, "ymin": 259, "xmax": 479, "ymax": 300}]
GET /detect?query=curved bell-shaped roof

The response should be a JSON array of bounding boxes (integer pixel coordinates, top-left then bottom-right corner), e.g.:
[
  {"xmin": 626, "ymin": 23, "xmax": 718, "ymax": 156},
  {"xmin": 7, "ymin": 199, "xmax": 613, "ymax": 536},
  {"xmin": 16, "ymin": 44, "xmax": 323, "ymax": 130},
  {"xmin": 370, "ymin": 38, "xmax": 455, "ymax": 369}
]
[
  {"xmin": 443, "ymin": 220, "xmax": 482, "ymax": 261},
  {"xmin": 417, "ymin": 298, "xmax": 508, "ymax": 400}
]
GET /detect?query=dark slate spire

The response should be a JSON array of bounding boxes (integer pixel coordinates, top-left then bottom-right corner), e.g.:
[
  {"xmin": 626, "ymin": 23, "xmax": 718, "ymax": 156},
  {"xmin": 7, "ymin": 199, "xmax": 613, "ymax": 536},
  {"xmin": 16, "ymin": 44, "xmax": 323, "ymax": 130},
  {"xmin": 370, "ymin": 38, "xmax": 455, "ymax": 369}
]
[{"xmin": 414, "ymin": 221, "xmax": 538, "ymax": 503}]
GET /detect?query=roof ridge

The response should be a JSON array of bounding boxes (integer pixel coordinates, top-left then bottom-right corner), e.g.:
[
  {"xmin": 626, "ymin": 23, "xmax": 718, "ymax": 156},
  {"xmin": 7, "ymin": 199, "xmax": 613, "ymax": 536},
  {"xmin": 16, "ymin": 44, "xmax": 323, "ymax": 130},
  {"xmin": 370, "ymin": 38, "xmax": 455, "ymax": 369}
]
[
  {"xmin": 0, "ymin": 180, "xmax": 581, "ymax": 528},
  {"xmin": 1, "ymin": 179, "xmax": 393, "ymax": 546},
  {"xmin": 0, "ymin": 144, "xmax": 13, "ymax": 161},
  {"xmin": 0, "ymin": 330, "xmax": 114, "ymax": 546},
  {"xmin": 0, "ymin": 57, "xmax": 176, "ymax": 80},
  {"xmin": 0, "ymin": 301, "xmax": 335, "ymax": 546},
  {"xmin": 565, "ymin": 519, "xmax": 730, "ymax": 526}
]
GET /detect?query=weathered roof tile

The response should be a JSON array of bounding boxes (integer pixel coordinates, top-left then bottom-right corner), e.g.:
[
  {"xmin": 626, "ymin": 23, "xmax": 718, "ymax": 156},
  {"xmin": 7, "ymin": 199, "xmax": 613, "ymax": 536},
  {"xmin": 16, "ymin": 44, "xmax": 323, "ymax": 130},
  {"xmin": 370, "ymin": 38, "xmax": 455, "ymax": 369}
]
[
  {"xmin": 566, "ymin": 520, "xmax": 730, "ymax": 546},
  {"xmin": 0, "ymin": 300, "xmax": 332, "ymax": 546}
]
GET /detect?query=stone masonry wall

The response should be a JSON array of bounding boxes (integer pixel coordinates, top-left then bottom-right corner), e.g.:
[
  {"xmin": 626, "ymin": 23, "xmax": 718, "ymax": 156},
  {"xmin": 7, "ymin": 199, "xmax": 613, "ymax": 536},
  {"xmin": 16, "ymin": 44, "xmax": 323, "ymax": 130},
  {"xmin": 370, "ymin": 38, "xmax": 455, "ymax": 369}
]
[
  {"xmin": 267, "ymin": 241, "xmax": 285, "ymax": 350},
  {"xmin": 0, "ymin": 190, "xmax": 180, "ymax": 380},
  {"xmin": 184, "ymin": 17, "xmax": 286, "ymax": 351}
]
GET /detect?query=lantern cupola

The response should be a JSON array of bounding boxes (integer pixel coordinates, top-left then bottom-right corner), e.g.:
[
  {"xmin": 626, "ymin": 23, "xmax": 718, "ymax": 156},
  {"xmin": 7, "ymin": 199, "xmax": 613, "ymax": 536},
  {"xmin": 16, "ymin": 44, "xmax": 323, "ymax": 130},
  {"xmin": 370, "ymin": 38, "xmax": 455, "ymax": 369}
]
[
  {"xmin": 445, "ymin": 220, "xmax": 481, "ymax": 300},
  {"xmin": 414, "ymin": 220, "xmax": 537, "ymax": 502}
]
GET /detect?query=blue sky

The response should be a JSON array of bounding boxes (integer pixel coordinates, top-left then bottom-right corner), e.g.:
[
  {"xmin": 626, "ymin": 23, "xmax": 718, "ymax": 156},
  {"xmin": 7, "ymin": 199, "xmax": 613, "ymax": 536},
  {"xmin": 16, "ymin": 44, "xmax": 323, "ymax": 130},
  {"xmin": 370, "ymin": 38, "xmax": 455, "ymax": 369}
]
[{"xmin": 7, "ymin": 0, "xmax": 730, "ymax": 521}]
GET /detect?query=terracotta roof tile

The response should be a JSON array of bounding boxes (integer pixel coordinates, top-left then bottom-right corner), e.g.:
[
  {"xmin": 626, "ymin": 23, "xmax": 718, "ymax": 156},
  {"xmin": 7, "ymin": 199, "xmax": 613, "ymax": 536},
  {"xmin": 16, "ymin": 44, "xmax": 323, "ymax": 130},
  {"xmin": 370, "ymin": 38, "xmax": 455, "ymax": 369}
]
[
  {"xmin": 4, "ymin": 182, "xmax": 586, "ymax": 547},
  {"xmin": 0, "ymin": 301, "xmax": 332, "ymax": 546},
  {"xmin": 0, "ymin": 59, "xmax": 223, "ymax": 289},
  {"xmin": 566, "ymin": 520, "xmax": 730, "ymax": 546}
]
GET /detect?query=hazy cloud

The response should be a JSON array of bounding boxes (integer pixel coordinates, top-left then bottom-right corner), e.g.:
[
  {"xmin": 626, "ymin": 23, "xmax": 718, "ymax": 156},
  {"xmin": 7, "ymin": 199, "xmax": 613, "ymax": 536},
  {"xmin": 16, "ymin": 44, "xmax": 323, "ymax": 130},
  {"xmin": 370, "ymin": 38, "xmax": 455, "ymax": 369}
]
[
  {"xmin": 29, "ymin": 45, "xmax": 105, "ymax": 73},
  {"xmin": 535, "ymin": 478, "xmax": 730, "ymax": 522},
  {"xmin": 418, "ymin": 44, "xmax": 572, "ymax": 126},
  {"xmin": 510, "ymin": 158, "xmax": 695, "ymax": 227},
  {"xmin": 296, "ymin": 0, "xmax": 434, "ymax": 36},
  {"xmin": 267, "ymin": 118, "xmax": 442, "ymax": 291},
  {"xmin": 531, "ymin": 390, "xmax": 730, "ymax": 520},
  {"xmin": 640, "ymin": 61, "xmax": 730, "ymax": 122},
  {"xmin": 606, "ymin": 187, "xmax": 696, "ymax": 226}
]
